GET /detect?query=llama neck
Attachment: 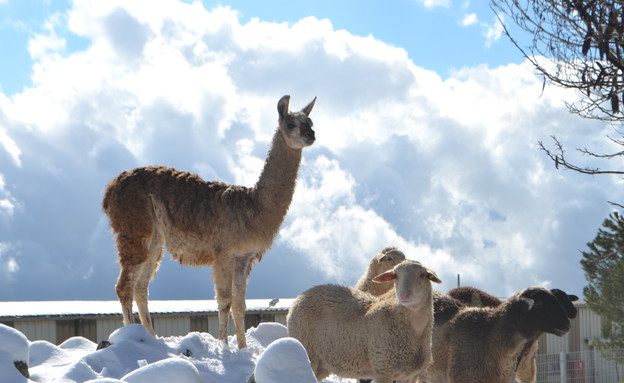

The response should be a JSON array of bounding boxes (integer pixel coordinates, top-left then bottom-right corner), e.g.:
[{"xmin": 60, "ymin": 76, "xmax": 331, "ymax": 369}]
[{"xmin": 253, "ymin": 129, "xmax": 303, "ymax": 221}]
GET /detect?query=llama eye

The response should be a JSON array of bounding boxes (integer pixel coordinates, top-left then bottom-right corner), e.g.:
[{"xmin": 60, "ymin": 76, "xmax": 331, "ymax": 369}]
[{"xmin": 287, "ymin": 123, "xmax": 296, "ymax": 130}]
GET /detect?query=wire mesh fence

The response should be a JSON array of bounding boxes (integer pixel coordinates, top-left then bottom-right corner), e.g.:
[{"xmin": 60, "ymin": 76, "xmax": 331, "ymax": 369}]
[{"xmin": 536, "ymin": 348, "xmax": 624, "ymax": 383}]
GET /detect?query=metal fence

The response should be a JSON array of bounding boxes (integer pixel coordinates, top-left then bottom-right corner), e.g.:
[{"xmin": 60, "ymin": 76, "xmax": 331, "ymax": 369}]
[{"xmin": 536, "ymin": 349, "xmax": 624, "ymax": 383}]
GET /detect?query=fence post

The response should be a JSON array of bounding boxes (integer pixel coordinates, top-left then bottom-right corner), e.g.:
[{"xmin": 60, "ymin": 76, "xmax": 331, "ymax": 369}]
[{"xmin": 560, "ymin": 351, "xmax": 567, "ymax": 383}]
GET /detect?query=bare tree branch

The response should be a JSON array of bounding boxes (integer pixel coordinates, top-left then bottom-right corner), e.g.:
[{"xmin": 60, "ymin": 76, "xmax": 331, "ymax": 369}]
[
  {"xmin": 493, "ymin": 0, "xmax": 624, "ymax": 181},
  {"xmin": 538, "ymin": 136, "xmax": 624, "ymax": 175},
  {"xmin": 492, "ymin": 0, "xmax": 624, "ymax": 122},
  {"xmin": 608, "ymin": 201, "xmax": 624, "ymax": 209}
]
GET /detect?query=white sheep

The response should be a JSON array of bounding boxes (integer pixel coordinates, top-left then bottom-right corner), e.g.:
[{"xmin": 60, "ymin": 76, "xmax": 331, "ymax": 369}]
[
  {"xmin": 355, "ymin": 246, "xmax": 406, "ymax": 296},
  {"xmin": 287, "ymin": 259, "xmax": 442, "ymax": 383},
  {"xmin": 418, "ymin": 287, "xmax": 573, "ymax": 383}
]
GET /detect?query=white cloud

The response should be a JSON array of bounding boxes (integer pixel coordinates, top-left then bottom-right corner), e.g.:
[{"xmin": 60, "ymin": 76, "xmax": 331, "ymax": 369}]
[
  {"xmin": 0, "ymin": 129, "xmax": 21, "ymax": 167},
  {"xmin": 484, "ymin": 13, "xmax": 505, "ymax": 47},
  {"xmin": 28, "ymin": 13, "xmax": 66, "ymax": 60},
  {"xmin": 6, "ymin": 257, "xmax": 19, "ymax": 274},
  {"xmin": 462, "ymin": 13, "xmax": 478, "ymax": 26},
  {"xmin": 0, "ymin": 174, "xmax": 18, "ymax": 219},
  {"xmin": 0, "ymin": 242, "xmax": 19, "ymax": 283},
  {"xmin": 0, "ymin": 1, "xmax": 617, "ymax": 301},
  {"xmin": 0, "ymin": 199, "xmax": 15, "ymax": 217},
  {"xmin": 414, "ymin": 0, "xmax": 451, "ymax": 8}
]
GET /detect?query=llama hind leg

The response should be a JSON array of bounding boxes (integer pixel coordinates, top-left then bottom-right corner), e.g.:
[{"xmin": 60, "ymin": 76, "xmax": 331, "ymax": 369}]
[
  {"xmin": 116, "ymin": 266, "xmax": 139, "ymax": 327},
  {"xmin": 114, "ymin": 230, "xmax": 151, "ymax": 328}
]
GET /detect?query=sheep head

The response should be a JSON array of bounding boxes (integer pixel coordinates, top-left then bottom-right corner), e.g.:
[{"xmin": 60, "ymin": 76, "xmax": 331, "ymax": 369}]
[
  {"xmin": 550, "ymin": 288, "xmax": 579, "ymax": 319},
  {"xmin": 373, "ymin": 260, "xmax": 441, "ymax": 307},
  {"xmin": 512, "ymin": 287, "xmax": 572, "ymax": 337},
  {"xmin": 376, "ymin": 247, "xmax": 406, "ymax": 265}
]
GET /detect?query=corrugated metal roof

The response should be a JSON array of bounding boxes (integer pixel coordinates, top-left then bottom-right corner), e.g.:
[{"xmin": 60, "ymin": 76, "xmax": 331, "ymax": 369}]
[{"xmin": 0, "ymin": 298, "xmax": 295, "ymax": 319}]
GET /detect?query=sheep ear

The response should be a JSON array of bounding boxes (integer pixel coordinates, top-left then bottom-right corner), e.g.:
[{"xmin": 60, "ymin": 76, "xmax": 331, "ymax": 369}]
[
  {"xmin": 427, "ymin": 271, "xmax": 442, "ymax": 284},
  {"xmin": 372, "ymin": 270, "xmax": 397, "ymax": 283},
  {"xmin": 377, "ymin": 254, "xmax": 390, "ymax": 263},
  {"xmin": 517, "ymin": 296, "xmax": 535, "ymax": 312},
  {"xmin": 301, "ymin": 96, "xmax": 316, "ymax": 116},
  {"xmin": 568, "ymin": 294, "xmax": 579, "ymax": 302},
  {"xmin": 278, "ymin": 95, "xmax": 290, "ymax": 120}
]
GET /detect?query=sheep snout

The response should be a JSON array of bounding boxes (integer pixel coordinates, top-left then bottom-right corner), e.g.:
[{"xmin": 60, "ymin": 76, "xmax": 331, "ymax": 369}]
[{"xmin": 398, "ymin": 290, "xmax": 412, "ymax": 304}]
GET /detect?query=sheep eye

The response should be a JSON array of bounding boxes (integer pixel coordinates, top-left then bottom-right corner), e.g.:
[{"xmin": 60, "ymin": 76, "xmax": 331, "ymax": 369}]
[{"xmin": 287, "ymin": 123, "xmax": 296, "ymax": 130}]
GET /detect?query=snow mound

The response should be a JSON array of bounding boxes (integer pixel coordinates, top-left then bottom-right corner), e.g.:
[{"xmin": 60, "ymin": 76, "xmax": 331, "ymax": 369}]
[
  {"xmin": 0, "ymin": 323, "xmax": 30, "ymax": 381},
  {"xmin": 254, "ymin": 337, "xmax": 317, "ymax": 383},
  {"xmin": 0, "ymin": 323, "xmax": 29, "ymax": 363},
  {"xmin": 122, "ymin": 357, "xmax": 202, "ymax": 383},
  {"xmin": 0, "ymin": 323, "xmax": 353, "ymax": 383},
  {"xmin": 109, "ymin": 324, "xmax": 157, "ymax": 344},
  {"xmin": 246, "ymin": 322, "xmax": 289, "ymax": 348}
]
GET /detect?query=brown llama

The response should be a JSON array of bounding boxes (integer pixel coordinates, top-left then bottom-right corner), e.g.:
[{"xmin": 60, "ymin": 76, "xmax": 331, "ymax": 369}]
[{"xmin": 102, "ymin": 95, "xmax": 316, "ymax": 348}]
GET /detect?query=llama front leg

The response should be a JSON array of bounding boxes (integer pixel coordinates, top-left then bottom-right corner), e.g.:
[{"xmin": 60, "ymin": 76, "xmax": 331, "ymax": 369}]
[
  {"xmin": 232, "ymin": 254, "xmax": 256, "ymax": 348},
  {"xmin": 213, "ymin": 258, "xmax": 234, "ymax": 343},
  {"xmin": 133, "ymin": 233, "xmax": 164, "ymax": 335},
  {"xmin": 134, "ymin": 261, "xmax": 160, "ymax": 335}
]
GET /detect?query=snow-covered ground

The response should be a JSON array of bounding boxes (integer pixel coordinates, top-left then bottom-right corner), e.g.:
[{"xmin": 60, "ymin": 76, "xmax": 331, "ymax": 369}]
[{"xmin": 0, "ymin": 322, "xmax": 354, "ymax": 383}]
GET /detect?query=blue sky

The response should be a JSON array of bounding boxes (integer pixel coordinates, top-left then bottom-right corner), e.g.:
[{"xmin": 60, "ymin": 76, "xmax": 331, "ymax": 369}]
[
  {"xmin": 0, "ymin": 0, "xmax": 522, "ymax": 95},
  {"xmin": 0, "ymin": 0, "xmax": 620, "ymax": 303}
]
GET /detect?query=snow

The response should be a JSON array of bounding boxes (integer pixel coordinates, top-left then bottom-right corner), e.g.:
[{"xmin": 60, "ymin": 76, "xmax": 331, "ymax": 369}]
[
  {"xmin": 254, "ymin": 337, "xmax": 317, "ymax": 383},
  {"xmin": 0, "ymin": 322, "xmax": 354, "ymax": 383},
  {"xmin": 0, "ymin": 323, "xmax": 29, "ymax": 364}
]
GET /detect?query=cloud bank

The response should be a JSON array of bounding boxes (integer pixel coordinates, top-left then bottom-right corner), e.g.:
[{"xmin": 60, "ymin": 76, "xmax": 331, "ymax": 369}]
[{"xmin": 0, "ymin": 0, "xmax": 621, "ymax": 302}]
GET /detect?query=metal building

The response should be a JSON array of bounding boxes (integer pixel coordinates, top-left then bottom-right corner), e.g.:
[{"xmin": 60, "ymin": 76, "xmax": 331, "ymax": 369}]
[
  {"xmin": 538, "ymin": 300, "xmax": 602, "ymax": 354},
  {"xmin": 1, "ymin": 297, "xmax": 620, "ymax": 382},
  {"xmin": 536, "ymin": 300, "xmax": 623, "ymax": 383},
  {"xmin": 0, "ymin": 299, "xmax": 293, "ymax": 345}
]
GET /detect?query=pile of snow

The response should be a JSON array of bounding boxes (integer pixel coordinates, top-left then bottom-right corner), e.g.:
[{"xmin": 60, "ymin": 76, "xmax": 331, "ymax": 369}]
[
  {"xmin": 0, "ymin": 323, "xmax": 354, "ymax": 383},
  {"xmin": 254, "ymin": 337, "xmax": 317, "ymax": 383}
]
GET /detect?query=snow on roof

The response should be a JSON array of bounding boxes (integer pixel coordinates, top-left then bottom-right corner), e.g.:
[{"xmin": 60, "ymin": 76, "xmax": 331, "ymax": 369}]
[{"xmin": 0, "ymin": 298, "xmax": 295, "ymax": 319}]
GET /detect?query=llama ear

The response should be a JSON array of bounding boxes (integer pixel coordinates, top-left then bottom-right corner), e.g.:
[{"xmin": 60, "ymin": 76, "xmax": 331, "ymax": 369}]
[
  {"xmin": 278, "ymin": 95, "xmax": 290, "ymax": 120},
  {"xmin": 372, "ymin": 270, "xmax": 397, "ymax": 283},
  {"xmin": 301, "ymin": 96, "xmax": 317, "ymax": 116}
]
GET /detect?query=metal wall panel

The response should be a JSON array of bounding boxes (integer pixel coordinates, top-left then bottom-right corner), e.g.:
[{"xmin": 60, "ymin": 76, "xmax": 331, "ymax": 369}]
[
  {"xmin": 539, "ymin": 304, "xmax": 605, "ymax": 355},
  {"xmin": 56, "ymin": 319, "xmax": 97, "ymax": 344},
  {"xmin": 274, "ymin": 313, "xmax": 287, "ymax": 326},
  {"xmin": 97, "ymin": 318, "xmax": 124, "ymax": 343},
  {"xmin": 15, "ymin": 320, "xmax": 56, "ymax": 343},
  {"xmin": 153, "ymin": 317, "xmax": 191, "ymax": 337},
  {"xmin": 578, "ymin": 305, "xmax": 603, "ymax": 352}
]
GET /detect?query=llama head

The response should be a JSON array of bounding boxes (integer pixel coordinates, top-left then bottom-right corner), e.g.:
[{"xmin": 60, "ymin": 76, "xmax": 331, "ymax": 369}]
[{"xmin": 277, "ymin": 95, "xmax": 317, "ymax": 150}]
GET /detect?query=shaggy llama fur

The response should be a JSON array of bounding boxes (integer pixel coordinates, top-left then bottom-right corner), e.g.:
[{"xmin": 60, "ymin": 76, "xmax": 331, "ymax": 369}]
[{"xmin": 103, "ymin": 95, "xmax": 316, "ymax": 348}]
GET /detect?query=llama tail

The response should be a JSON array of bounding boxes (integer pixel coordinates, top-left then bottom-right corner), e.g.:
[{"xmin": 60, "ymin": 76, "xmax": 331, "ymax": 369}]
[{"xmin": 102, "ymin": 180, "xmax": 116, "ymax": 213}]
